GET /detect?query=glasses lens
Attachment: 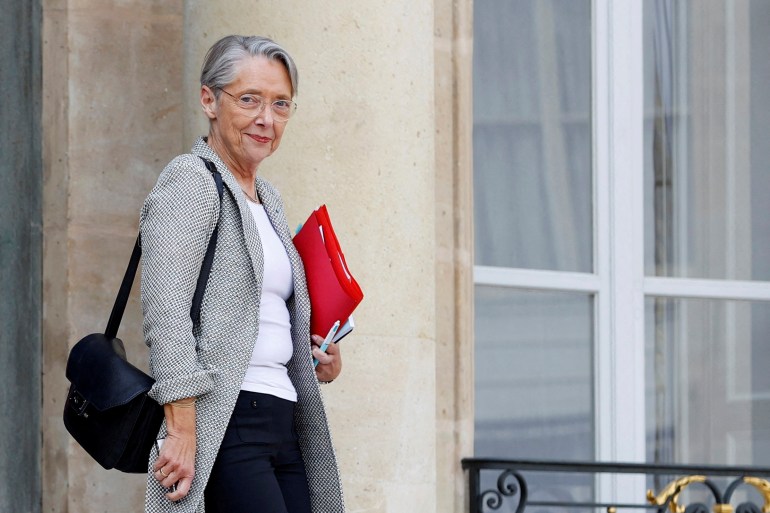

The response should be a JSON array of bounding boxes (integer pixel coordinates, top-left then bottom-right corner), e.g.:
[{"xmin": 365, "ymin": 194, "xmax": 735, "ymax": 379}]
[
  {"xmin": 238, "ymin": 94, "xmax": 265, "ymax": 111},
  {"xmin": 271, "ymin": 100, "xmax": 296, "ymax": 121},
  {"xmin": 222, "ymin": 89, "xmax": 295, "ymax": 121}
]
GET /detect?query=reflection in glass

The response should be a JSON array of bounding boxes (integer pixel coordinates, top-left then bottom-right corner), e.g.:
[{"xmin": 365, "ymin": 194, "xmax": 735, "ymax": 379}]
[
  {"xmin": 643, "ymin": 0, "xmax": 770, "ymax": 280},
  {"xmin": 645, "ymin": 297, "xmax": 770, "ymax": 471},
  {"xmin": 475, "ymin": 286, "xmax": 595, "ymax": 506},
  {"xmin": 475, "ymin": 286, "xmax": 594, "ymax": 453},
  {"xmin": 473, "ymin": 0, "xmax": 592, "ymax": 272}
]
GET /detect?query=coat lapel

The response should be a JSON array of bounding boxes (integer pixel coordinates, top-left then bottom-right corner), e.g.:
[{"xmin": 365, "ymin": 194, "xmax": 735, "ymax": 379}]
[
  {"xmin": 220, "ymin": 171, "xmax": 265, "ymax": 284},
  {"xmin": 191, "ymin": 139, "xmax": 265, "ymax": 285}
]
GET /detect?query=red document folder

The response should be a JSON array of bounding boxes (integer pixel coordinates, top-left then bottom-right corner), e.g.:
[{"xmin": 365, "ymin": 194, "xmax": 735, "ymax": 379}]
[{"xmin": 293, "ymin": 205, "xmax": 364, "ymax": 337}]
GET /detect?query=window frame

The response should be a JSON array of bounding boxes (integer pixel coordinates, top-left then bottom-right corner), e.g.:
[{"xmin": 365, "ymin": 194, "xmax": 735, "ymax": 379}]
[{"xmin": 473, "ymin": 0, "xmax": 770, "ymax": 505}]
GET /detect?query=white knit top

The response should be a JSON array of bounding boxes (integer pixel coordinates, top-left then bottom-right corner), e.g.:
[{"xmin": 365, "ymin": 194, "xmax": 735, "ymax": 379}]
[{"xmin": 240, "ymin": 199, "xmax": 297, "ymax": 402}]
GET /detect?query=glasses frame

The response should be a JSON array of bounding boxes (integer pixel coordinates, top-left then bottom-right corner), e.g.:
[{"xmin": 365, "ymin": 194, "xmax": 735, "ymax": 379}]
[{"xmin": 218, "ymin": 88, "xmax": 297, "ymax": 122}]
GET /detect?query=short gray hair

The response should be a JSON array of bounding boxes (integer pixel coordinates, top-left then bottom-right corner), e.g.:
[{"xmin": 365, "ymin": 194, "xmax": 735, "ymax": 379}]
[{"xmin": 200, "ymin": 35, "xmax": 299, "ymax": 98}]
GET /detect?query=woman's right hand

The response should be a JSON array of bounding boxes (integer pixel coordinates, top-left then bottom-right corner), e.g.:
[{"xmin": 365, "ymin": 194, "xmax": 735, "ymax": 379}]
[{"xmin": 153, "ymin": 398, "xmax": 197, "ymax": 501}]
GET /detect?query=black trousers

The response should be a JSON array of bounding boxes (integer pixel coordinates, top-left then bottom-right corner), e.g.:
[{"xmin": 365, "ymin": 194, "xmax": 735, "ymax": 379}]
[{"xmin": 204, "ymin": 391, "xmax": 312, "ymax": 513}]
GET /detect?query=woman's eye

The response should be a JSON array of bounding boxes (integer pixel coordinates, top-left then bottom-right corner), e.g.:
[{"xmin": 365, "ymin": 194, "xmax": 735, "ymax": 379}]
[
  {"xmin": 239, "ymin": 95, "xmax": 262, "ymax": 107},
  {"xmin": 273, "ymin": 100, "xmax": 290, "ymax": 111}
]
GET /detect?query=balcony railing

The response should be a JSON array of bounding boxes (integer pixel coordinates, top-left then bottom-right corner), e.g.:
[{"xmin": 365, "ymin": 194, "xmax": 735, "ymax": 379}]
[{"xmin": 462, "ymin": 459, "xmax": 770, "ymax": 513}]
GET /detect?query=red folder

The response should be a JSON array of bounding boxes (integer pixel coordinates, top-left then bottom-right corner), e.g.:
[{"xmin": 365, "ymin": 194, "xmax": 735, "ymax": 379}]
[{"xmin": 293, "ymin": 205, "xmax": 364, "ymax": 337}]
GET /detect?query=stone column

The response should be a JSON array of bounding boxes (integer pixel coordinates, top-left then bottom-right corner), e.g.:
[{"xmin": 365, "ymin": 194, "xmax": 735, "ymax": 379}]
[
  {"xmin": 184, "ymin": 2, "xmax": 438, "ymax": 510},
  {"xmin": 434, "ymin": 0, "xmax": 475, "ymax": 511},
  {"xmin": 41, "ymin": 2, "xmax": 184, "ymax": 511},
  {"xmin": 0, "ymin": 1, "xmax": 42, "ymax": 511}
]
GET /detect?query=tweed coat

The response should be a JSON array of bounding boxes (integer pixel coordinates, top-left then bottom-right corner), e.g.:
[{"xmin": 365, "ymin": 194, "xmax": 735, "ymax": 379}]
[{"xmin": 140, "ymin": 137, "xmax": 345, "ymax": 513}]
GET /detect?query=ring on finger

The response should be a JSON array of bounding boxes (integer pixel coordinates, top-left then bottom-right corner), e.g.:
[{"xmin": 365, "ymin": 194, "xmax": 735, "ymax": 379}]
[{"xmin": 159, "ymin": 468, "xmax": 169, "ymax": 477}]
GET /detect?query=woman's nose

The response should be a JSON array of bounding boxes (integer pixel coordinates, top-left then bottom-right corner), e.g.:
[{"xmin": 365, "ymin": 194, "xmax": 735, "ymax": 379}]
[{"xmin": 253, "ymin": 106, "xmax": 274, "ymax": 127}]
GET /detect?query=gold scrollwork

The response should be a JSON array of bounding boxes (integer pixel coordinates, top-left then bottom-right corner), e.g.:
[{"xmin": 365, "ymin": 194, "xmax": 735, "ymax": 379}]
[
  {"xmin": 647, "ymin": 475, "xmax": 708, "ymax": 513},
  {"xmin": 742, "ymin": 477, "xmax": 770, "ymax": 513}
]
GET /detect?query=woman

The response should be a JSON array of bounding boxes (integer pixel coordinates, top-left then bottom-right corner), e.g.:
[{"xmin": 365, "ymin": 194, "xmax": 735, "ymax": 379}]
[{"xmin": 140, "ymin": 35, "xmax": 345, "ymax": 513}]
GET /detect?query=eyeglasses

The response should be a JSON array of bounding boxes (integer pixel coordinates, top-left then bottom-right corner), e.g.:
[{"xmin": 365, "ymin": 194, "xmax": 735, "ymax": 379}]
[{"xmin": 219, "ymin": 88, "xmax": 297, "ymax": 122}]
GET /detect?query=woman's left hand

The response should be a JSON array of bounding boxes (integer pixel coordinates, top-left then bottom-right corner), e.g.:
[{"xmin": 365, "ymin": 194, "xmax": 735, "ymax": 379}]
[{"xmin": 311, "ymin": 334, "xmax": 342, "ymax": 382}]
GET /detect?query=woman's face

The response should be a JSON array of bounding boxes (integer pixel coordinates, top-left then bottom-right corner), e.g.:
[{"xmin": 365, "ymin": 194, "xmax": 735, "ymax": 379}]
[{"xmin": 202, "ymin": 56, "xmax": 293, "ymax": 173}]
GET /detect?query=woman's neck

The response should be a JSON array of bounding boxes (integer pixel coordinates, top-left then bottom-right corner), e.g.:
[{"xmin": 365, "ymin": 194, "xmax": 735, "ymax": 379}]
[{"xmin": 206, "ymin": 133, "xmax": 260, "ymax": 202}]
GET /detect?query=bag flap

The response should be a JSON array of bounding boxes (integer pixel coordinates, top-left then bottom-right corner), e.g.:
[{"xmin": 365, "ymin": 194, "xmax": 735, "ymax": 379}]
[{"xmin": 65, "ymin": 333, "xmax": 155, "ymax": 411}]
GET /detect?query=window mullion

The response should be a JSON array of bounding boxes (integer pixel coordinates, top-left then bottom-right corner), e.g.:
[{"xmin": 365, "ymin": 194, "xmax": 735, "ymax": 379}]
[
  {"xmin": 475, "ymin": 266, "xmax": 600, "ymax": 292},
  {"xmin": 644, "ymin": 276, "xmax": 770, "ymax": 301},
  {"xmin": 608, "ymin": 0, "xmax": 646, "ymax": 464},
  {"xmin": 596, "ymin": 0, "xmax": 646, "ymax": 504}
]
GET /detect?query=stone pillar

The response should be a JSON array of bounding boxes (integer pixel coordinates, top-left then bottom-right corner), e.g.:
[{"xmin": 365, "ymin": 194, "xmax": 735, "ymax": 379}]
[
  {"xmin": 41, "ymin": 2, "xmax": 184, "ymax": 511},
  {"xmin": 184, "ymin": 2, "xmax": 438, "ymax": 510},
  {"xmin": 0, "ymin": 0, "xmax": 42, "ymax": 511},
  {"xmin": 434, "ymin": 0, "xmax": 475, "ymax": 511}
]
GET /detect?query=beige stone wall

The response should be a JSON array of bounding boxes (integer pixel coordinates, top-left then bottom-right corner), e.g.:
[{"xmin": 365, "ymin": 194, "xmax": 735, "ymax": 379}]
[
  {"xmin": 42, "ymin": 1, "xmax": 184, "ymax": 511},
  {"xmin": 42, "ymin": 0, "xmax": 473, "ymax": 511}
]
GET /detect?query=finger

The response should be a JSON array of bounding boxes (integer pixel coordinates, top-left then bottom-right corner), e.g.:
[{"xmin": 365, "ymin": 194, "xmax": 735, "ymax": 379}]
[
  {"xmin": 310, "ymin": 334, "xmax": 325, "ymax": 348},
  {"xmin": 153, "ymin": 453, "xmax": 169, "ymax": 473},
  {"xmin": 155, "ymin": 467, "xmax": 175, "ymax": 487},
  {"xmin": 167, "ymin": 475, "xmax": 193, "ymax": 501},
  {"xmin": 153, "ymin": 451, "xmax": 172, "ymax": 482},
  {"xmin": 153, "ymin": 465, "xmax": 168, "ymax": 479},
  {"xmin": 312, "ymin": 346, "xmax": 334, "ymax": 365},
  {"xmin": 324, "ymin": 341, "xmax": 340, "ymax": 356},
  {"xmin": 153, "ymin": 468, "xmax": 168, "ymax": 484}
]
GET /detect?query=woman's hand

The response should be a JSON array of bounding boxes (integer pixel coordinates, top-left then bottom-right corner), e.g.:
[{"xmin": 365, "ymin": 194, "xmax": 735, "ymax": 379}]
[
  {"xmin": 311, "ymin": 334, "xmax": 342, "ymax": 383},
  {"xmin": 153, "ymin": 399, "xmax": 197, "ymax": 501}
]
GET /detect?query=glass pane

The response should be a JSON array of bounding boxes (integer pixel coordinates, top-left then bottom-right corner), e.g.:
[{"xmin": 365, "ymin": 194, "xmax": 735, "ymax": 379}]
[
  {"xmin": 475, "ymin": 286, "xmax": 595, "ymax": 460},
  {"xmin": 473, "ymin": 0, "xmax": 593, "ymax": 272},
  {"xmin": 643, "ymin": 0, "xmax": 770, "ymax": 280},
  {"xmin": 645, "ymin": 297, "xmax": 770, "ymax": 466}
]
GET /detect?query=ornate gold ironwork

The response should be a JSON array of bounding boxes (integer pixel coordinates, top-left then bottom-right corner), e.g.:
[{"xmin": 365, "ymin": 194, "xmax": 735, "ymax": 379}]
[
  {"xmin": 647, "ymin": 475, "xmax": 708, "ymax": 513},
  {"xmin": 713, "ymin": 503, "xmax": 733, "ymax": 513},
  {"xmin": 743, "ymin": 477, "xmax": 770, "ymax": 513}
]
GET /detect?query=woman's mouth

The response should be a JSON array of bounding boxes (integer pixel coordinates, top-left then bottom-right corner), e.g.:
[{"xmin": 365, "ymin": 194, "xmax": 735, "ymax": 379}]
[{"xmin": 248, "ymin": 134, "xmax": 272, "ymax": 144}]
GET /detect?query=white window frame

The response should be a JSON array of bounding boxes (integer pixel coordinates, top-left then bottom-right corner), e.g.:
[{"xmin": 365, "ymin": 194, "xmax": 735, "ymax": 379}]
[
  {"xmin": 595, "ymin": 0, "xmax": 645, "ymax": 502},
  {"xmin": 474, "ymin": 0, "xmax": 648, "ymax": 475},
  {"xmin": 473, "ymin": 0, "xmax": 770, "ymax": 506}
]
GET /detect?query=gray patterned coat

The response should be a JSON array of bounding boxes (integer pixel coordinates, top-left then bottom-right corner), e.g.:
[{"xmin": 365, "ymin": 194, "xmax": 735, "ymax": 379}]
[{"xmin": 140, "ymin": 137, "xmax": 345, "ymax": 513}]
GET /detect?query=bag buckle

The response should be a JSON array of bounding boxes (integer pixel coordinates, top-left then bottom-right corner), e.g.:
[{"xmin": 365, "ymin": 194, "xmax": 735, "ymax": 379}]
[{"xmin": 68, "ymin": 388, "xmax": 90, "ymax": 418}]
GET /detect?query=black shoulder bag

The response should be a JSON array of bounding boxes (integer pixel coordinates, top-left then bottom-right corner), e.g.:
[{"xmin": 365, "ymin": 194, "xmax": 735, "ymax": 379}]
[{"xmin": 63, "ymin": 158, "xmax": 223, "ymax": 473}]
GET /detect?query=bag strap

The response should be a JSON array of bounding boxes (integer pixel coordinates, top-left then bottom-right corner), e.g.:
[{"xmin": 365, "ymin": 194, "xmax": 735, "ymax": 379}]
[
  {"xmin": 190, "ymin": 158, "xmax": 223, "ymax": 325},
  {"xmin": 104, "ymin": 157, "xmax": 224, "ymax": 338}
]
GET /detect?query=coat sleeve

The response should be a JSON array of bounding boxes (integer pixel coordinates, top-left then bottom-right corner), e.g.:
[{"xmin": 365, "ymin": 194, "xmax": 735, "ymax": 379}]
[{"xmin": 140, "ymin": 154, "xmax": 220, "ymax": 404}]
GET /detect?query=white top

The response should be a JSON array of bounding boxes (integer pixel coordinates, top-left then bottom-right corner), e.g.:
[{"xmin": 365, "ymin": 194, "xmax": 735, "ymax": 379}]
[{"xmin": 240, "ymin": 199, "xmax": 297, "ymax": 402}]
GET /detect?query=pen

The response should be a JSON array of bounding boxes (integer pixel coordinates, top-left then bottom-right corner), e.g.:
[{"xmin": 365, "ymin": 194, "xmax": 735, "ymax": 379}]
[{"xmin": 314, "ymin": 320, "xmax": 341, "ymax": 368}]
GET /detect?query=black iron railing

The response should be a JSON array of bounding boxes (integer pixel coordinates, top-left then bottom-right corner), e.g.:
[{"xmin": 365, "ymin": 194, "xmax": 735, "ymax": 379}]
[{"xmin": 462, "ymin": 459, "xmax": 770, "ymax": 513}]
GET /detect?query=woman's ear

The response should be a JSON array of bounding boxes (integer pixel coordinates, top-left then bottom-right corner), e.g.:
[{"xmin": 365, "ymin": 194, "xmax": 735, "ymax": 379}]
[{"xmin": 201, "ymin": 85, "xmax": 218, "ymax": 120}]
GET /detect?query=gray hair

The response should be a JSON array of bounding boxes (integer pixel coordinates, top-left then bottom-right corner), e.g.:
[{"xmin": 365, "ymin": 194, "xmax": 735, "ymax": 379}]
[{"xmin": 200, "ymin": 35, "xmax": 298, "ymax": 98}]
